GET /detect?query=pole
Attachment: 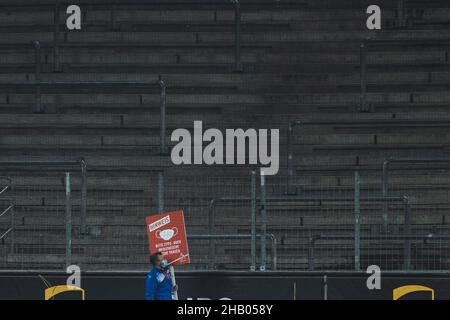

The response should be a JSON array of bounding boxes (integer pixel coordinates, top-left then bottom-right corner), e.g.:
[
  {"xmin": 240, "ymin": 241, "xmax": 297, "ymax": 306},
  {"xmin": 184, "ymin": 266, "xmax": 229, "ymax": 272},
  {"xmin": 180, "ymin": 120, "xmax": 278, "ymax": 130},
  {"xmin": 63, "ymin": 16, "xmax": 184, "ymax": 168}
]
[
  {"xmin": 158, "ymin": 171, "xmax": 165, "ymax": 213},
  {"xmin": 403, "ymin": 197, "xmax": 411, "ymax": 270},
  {"xmin": 65, "ymin": 172, "xmax": 72, "ymax": 270},
  {"xmin": 250, "ymin": 170, "xmax": 256, "ymax": 271},
  {"xmin": 157, "ymin": 170, "xmax": 177, "ymax": 299},
  {"xmin": 360, "ymin": 42, "xmax": 368, "ymax": 112},
  {"xmin": 233, "ymin": 0, "xmax": 242, "ymax": 72},
  {"xmin": 159, "ymin": 78, "xmax": 167, "ymax": 154},
  {"xmin": 287, "ymin": 120, "xmax": 301, "ymax": 194},
  {"xmin": 80, "ymin": 158, "xmax": 88, "ymax": 235},
  {"xmin": 53, "ymin": 0, "xmax": 61, "ymax": 72},
  {"xmin": 354, "ymin": 171, "xmax": 361, "ymax": 271},
  {"xmin": 382, "ymin": 159, "xmax": 389, "ymax": 233},
  {"xmin": 260, "ymin": 169, "xmax": 267, "ymax": 271},
  {"xmin": 169, "ymin": 265, "xmax": 178, "ymax": 300},
  {"xmin": 33, "ymin": 41, "xmax": 42, "ymax": 113}
]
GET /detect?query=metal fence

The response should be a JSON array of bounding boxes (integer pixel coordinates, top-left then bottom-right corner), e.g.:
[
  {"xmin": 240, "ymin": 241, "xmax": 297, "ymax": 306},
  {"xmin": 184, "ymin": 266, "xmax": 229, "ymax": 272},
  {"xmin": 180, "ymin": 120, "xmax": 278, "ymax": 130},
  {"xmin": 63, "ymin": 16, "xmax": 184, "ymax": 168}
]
[{"xmin": 1, "ymin": 163, "xmax": 450, "ymax": 272}]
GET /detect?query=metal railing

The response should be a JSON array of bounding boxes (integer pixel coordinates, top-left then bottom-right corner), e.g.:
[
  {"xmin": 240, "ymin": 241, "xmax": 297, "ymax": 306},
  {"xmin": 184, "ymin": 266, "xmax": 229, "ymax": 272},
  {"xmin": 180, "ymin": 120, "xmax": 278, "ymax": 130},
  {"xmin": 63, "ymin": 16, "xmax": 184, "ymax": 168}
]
[
  {"xmin": 359, "ymin": 38, "xmax": 450, "ymax": 112},
  {"xmin": 0, "ymin": 59, "xmax": 168, "ymax": 154},
  {"xmin": 189, "ymin": 233, "xmax": 277, "ymax": 271},
  {"xmin": 0, "ymin": 160, "xmax": 88, "ymax": 235},
  {"xmin": 14, "ymin": 0, "xmax": 243, "ymax": 73},
  {"xmin": 308, "ymin": 234, "xmax": 450, "ymax": 271},
  {"xmin": 0, "ymin": 177, "xmax": 14, "ymax": 255},
  {"xmin": 382, "ymin": 157, "xmax": 450, "ymax": 233}
]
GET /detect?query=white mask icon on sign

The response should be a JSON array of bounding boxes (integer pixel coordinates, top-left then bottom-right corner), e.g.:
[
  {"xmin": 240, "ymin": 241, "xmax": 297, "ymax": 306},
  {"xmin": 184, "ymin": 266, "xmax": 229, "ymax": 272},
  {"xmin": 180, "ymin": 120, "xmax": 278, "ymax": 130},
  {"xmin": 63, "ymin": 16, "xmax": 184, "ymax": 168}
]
[{"xmin": 156, "ymin": 227, "xmax": 178, "ymax": 241}]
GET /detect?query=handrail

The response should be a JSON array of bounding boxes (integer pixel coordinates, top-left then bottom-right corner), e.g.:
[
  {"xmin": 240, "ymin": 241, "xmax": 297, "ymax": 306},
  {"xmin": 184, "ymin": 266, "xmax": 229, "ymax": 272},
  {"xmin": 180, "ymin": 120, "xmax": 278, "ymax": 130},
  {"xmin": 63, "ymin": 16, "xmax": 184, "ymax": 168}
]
[
  {"xmin": 189, "ymin": 233, "xmax": 277, "ymax": 271},
  {"xmin": 359, "ymin": 37, "xmax": 450, "ymax": 112},
  {"xmin": 382, "ymin": 157, "xmax": 450, "ymax": 232},
  {"xmin": 0, "ymin": 159, "xmax": 88, "ymax": 235},
  {"xmin": 0, "ymin": 178, "xmax": 14, "ymax": 254},
  {"xmin": 208, "ymin": 195, "xmax": 408, "ymax": 270},
  {"xmin": 308, "ymin": 234, "xmax": 450, "ymax": 271},
  {"xmin": 2, "ymin": 0, "xmax": 243, "ymax": 72},
  {"xmin": 0, "ymin": 78, "xmax": 167, "ymax": 153}
]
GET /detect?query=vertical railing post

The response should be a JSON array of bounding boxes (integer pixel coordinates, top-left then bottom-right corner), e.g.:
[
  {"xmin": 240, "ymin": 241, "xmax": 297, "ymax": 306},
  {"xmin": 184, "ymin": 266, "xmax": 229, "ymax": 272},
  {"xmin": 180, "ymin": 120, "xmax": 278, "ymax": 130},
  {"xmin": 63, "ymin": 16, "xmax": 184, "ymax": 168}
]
[
  {"xmin": 287, "ymin": 120, "xmax": 301, "ymax": 195},
  {"xmin": 33, "ymin": 40, "xmax": 42, "ymax": 113},
  {"xmin": 208, "ymin": 199, "xmax": 216, "ymax": 270},
  {"xmin": 80, "ymin": 158, "xmax": 88, "ymax": 235},
  {"xmin": 10, "ymin": 203, "xmax": 14, "ymax": 255},
  {"xmin": 110, "ymin": 4, "xmax": 117, "ymax": 30},
  {"xmin": 397, "ymin": 0, "xmax": 405, "ymax": 28},
  {"xmin": 232, "ymin": 0, "xmax": 242, "ymax": 72},
  {"xmin": 382, "ymin": 159, "xmax": 390, "ymax": 233},
  {"xmin": 359, "ymin": 41, "xmax": 368, "ymax": 112},
  {"xmin": 158, "ymin": 170, "xmax": 165, "ymax": 213},
  {"xmin": 53, "ymin": 0, "xmax": 61, "ymax": 72},
  {"xmin": 403, "ymin": 196, "xmax": 411, "ymax": 270},
  {"xmin": 271, "ymin": 235, "xmax": 277, "ymax": 271},
  {"xmin": 65, "ymin": 172, "xmax": 72, "ymax": 270},
  {"xmin": 250, "ymin": 170, "xmax": 256, "ymax": 271},
  {"xmin": 308, "ymin": 236, "xmax": 315, "ymax": 271},
  {"xmin": 354, "ymin": 171, "xmax": 361, "ymax": 271},
  {"xmin": 260, "ymin": 170, "xmax": 267, "ymax": 271},
  {"xmin": 159, "ymin": 77, "xmax": 167, "ymax": 154}
]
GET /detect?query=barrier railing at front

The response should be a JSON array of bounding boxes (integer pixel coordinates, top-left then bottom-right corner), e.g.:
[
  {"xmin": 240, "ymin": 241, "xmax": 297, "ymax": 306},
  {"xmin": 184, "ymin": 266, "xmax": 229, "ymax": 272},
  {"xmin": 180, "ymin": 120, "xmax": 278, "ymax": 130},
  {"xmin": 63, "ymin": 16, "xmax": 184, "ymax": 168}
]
[
  {"xmin": 188, "ymin": 234, "xmax": 277, "ymax": 271},
  {"xmin": 308, "ymin": 234, "xmax": 450, "ymax": 271}
]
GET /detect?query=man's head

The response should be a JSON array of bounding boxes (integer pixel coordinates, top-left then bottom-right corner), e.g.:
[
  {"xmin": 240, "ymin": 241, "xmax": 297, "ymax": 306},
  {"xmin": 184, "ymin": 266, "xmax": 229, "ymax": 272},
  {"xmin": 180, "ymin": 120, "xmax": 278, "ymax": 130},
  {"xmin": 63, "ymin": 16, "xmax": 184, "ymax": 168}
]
[{"xmin": 150, "ymin": 252, "xmax": 164, "ymax": 269}]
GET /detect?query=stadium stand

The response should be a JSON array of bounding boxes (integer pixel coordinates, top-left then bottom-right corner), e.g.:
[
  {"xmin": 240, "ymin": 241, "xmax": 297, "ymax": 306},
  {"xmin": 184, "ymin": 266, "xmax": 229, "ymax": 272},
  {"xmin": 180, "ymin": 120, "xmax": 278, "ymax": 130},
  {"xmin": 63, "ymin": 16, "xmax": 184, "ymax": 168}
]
[{"xmin": 1, "ymin": 0, "xmax": 450, "ymax": 272}]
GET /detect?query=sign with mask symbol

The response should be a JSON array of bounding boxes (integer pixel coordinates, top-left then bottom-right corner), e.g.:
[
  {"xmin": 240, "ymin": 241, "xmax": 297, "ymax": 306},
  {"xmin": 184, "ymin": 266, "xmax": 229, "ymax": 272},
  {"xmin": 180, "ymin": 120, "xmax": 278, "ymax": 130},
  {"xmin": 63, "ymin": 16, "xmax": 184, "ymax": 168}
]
[{"xmin": 146, "ymin": 210, "xmax": 190, "ymax": 265}]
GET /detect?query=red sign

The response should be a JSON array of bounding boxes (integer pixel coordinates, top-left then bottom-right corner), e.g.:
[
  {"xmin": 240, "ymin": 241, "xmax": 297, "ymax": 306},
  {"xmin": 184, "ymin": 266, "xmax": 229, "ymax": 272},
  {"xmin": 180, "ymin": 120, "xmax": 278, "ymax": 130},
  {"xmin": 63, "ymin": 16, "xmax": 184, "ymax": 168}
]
[{"xmin": 145, "ymin": 210, "xmax": 190, "ymax": 265}]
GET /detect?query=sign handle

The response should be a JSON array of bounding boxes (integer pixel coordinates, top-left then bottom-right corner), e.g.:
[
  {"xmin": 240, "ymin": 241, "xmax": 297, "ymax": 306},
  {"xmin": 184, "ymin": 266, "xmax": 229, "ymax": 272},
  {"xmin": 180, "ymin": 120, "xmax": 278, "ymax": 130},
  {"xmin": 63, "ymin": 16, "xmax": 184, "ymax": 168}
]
[{"xmin": 170, "ymin": 265, "xmax": 179, "ymax": 300}]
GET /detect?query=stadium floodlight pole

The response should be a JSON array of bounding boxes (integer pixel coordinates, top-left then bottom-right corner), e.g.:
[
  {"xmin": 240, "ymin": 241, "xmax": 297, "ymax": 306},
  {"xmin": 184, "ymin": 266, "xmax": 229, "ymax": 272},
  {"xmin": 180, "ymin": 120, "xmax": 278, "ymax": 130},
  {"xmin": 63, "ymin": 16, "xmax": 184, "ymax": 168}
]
[
  {"xmin": 53, "ymin": 0, "xmax": 61, "ymax": 72},
  {"xmin": 159, "ymin": 77, "xmax": 167, "ymax": 155},
  {"xmin": 250, "ymin": 170, "xmax": 257, "ymax": 271},
  {"xmin": 287, "ymin": 120, "xmax": 301, "ymax": 195},
  {"xmin": 65, "ymin": 172, "xmax": 72, "ymax": 270},
  {"xmin": 33, "ymin": 40, "xmax": 42, "ymax": 113},
  {"xmin": 260, "ymin": 170, "xmax": 267, "ymax": 271},
  {"xmin": 382, "ymin": 157, "xmax": 450, "ymax": 233},
  {"xmin": 354, "ymin": 171, "xmax": 361, "ymax": 271}
]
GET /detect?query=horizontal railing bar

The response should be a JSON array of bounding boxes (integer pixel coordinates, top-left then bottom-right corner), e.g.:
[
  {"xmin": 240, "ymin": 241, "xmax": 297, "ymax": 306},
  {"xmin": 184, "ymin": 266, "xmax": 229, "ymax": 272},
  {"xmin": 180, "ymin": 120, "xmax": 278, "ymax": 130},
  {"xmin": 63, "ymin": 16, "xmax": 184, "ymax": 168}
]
[{"xmin": 0, "ymin": 81, "xmax": 161, "ymax": 88}]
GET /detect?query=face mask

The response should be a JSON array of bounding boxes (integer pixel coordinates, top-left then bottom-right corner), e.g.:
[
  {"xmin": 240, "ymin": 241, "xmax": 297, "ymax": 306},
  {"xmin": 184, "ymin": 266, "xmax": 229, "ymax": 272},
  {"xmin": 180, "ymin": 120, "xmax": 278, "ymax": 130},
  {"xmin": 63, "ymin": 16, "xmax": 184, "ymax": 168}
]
[{"xmin": 161, "ymin": 259, "xmax": 169, "ymax": 269}]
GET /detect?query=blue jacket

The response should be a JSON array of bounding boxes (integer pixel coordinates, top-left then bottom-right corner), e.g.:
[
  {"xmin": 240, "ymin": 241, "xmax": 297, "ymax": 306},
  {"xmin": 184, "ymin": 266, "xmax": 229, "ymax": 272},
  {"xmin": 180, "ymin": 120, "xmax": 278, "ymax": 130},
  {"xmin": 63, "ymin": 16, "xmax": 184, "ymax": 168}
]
[{"xmin": 145, "ymin": 267, "xmax": 174, "ymax": 300}]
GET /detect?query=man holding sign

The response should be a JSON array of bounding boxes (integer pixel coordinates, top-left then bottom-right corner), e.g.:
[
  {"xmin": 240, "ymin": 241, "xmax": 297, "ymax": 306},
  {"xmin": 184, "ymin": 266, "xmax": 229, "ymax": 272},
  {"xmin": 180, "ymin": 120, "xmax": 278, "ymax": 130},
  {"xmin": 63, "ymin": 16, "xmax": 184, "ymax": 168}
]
[
  {"xmin": 145, "ymin": 210, "xmax": 190, "ymax": 300},
  {"xmin": 145, "ymin": 252, "xmax": 177, "ymax": 300}
]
